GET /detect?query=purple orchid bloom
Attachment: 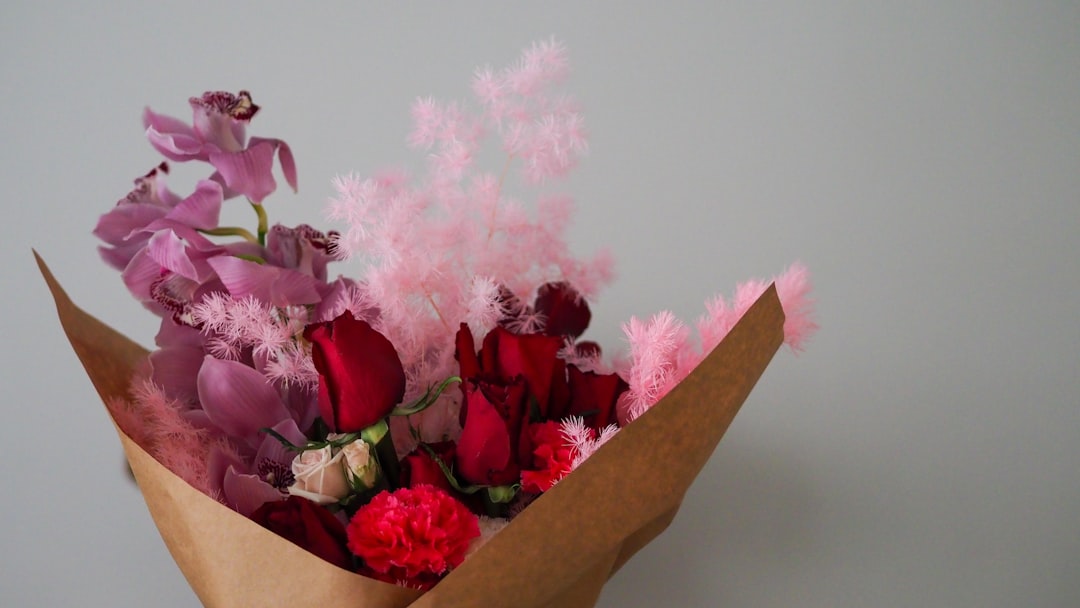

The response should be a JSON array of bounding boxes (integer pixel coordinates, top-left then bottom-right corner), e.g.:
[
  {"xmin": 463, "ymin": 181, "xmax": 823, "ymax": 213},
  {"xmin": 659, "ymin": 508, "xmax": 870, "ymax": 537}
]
[
  {"xmin": 94, "ymin": 163, "xmax": 181, "ymax": 271},
  {"xmin": 196, "ymin": 356, "xmax": 317, "ymax": 516},
  {"xmin": 210, "ymin": 419, "xmax": 307, "ymax": 517},
  {"xmin": 264, "ymin": 224, "xmax": 340, "ymax": 283},
  {"xmin": 144, "ymin": 91, "xmax": 297, "ymax": 203}
]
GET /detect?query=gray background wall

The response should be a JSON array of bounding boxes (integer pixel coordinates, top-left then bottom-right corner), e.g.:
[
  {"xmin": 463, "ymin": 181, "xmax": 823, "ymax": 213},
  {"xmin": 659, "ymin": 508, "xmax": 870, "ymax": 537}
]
[{"xmin": 3, "ymin": 2, "xmax": 1077, "ymax": 606}]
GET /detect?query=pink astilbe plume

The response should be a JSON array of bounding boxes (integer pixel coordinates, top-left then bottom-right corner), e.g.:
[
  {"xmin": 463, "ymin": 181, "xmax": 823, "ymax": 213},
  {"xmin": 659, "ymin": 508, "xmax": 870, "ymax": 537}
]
[
  {"xmin": 618, "ymin": 264, "xmax": 817, "ymax": 424},
  {"xmin": 616, "ymin": 312, "xmax": 692, "ymax": 425},
  {"xmin": 325, "ymin": 40, "xmax": 612, "ymax": 437}
]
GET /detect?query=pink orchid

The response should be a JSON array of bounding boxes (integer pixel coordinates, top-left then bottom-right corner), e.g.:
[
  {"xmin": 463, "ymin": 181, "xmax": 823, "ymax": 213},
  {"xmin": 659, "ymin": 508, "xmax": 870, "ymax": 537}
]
[
  {"xmin": 94, "ymin": 163, "xmax": 181, "ymax": 270},
  {"xmin": 143, "ymin": 90, "xmax": 297, "ymax": 203}
]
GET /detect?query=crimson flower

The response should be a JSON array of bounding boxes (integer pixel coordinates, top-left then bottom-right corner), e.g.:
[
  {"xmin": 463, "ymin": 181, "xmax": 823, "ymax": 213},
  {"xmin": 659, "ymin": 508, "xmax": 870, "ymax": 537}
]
[
  {"xmin": 520, "ymin": 421, "xmax": 577, "ymax": 493},
  {"xmin": 250, "ymin": 495, "xmax": 352, "ymax": 570},
  {"xmin": 347, "ymin": 485, "xmax": 479, "ymax": 590},
  {"xmin": 303, "ymin": 311, "xmax": 406, "ymax": 432},
  {"xmin": 400, "ymin": 441, "xmax": 457, "ymax": 493}
]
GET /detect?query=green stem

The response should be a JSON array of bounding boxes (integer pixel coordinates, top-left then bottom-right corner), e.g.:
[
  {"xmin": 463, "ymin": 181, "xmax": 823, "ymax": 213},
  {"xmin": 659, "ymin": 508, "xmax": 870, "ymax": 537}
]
[
  {"xmin": 251, "ymin": 201, "xmax": 268, "ymax": 246},
  {"xmin": 199, "ymin": 226, "xmax": 258, "ymax": 243}
]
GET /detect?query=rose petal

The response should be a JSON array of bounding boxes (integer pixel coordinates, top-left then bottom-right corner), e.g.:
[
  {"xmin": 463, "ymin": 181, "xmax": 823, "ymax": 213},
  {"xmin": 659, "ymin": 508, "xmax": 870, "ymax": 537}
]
[
  {"xmin": 534, "ymin": 281, "xmax": 591, "ymax": 338},
  {"xmin": 303, "ymin": 312, "xmax": 406, "ymax": 433}
]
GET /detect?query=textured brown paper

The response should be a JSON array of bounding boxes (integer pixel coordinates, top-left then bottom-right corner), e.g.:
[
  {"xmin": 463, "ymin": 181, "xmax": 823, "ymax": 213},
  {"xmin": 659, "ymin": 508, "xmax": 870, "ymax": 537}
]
[{"xmin": 38, "ymin": 250, "xmax": 784, "ymax": 608}]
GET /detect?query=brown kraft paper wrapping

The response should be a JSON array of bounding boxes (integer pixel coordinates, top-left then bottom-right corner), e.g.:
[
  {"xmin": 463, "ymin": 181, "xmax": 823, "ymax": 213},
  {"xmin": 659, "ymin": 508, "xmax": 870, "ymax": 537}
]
[{"xmin": 37, "ymin": 250, "xmax": 785, "ymax": 608}]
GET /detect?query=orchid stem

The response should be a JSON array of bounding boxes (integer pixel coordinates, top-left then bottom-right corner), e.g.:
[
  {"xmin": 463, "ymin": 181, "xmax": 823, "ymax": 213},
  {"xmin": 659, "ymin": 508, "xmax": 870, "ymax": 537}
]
[
  {"xmin": 250, "ymin": 201, "xmax": 268, "ymax": 246},
  {"xmin": 199, "ymin": 226, "xmax": 259, "ymax": 244}
]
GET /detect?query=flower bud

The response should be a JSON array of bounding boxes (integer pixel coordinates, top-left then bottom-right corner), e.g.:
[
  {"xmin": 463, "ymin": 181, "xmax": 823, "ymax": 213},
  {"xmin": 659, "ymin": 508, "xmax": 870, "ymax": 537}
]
[
  {"xmin": 341, "ymin": 439, "xmax": 380, "ymax": 490},
  {"xmin": 287, "ymin": 445, "xmax": 349, "ymax": 504}
]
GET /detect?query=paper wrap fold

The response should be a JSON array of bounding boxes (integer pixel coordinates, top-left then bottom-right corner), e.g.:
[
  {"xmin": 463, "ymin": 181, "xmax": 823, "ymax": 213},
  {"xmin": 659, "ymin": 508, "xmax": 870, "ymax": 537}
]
[{"xmin": 37, "ymin": 251, "xmax": 784, "ymax": 608}]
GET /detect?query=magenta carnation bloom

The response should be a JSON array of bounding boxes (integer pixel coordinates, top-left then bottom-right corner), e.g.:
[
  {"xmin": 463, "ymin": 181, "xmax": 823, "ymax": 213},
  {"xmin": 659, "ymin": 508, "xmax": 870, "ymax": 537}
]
[{"xmin": 347, "ymin": 485, "xmax": 480, "ymax": 590}]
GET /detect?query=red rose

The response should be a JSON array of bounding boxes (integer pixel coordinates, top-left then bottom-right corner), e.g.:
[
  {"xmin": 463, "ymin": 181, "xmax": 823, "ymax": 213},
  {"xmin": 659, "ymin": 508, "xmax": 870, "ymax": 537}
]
[
  {"xmin": 250, "ymin": 495, "xmax": 352, "ymax": 570},
  {"xmin": 533, "ymin": 281, "xmax": 591, "ymax": 339},
  {"xmin": 563, "ymin": 364, "xmax": 628, "ymax": 430},
  {"xmin": 400, "ymin": 441, "xmax": 457, "ymax": 492},
  {"xmin": 303, "ymin": 311, "xmax": 406, "ymax": 432},
  {"xmin": 456, "ymin": 323, "xmax": 568, "ymax": 420},
  {"xmin": 455, "ymin": 379, "xmax": 529, "ymax": 486},
  {"xmin": 347, "ymin": 485, "xmax": 480, "ymax": 590},
  {"xmin": 520, "ymin": 420, "xmax": 578, "ymax": 493}
]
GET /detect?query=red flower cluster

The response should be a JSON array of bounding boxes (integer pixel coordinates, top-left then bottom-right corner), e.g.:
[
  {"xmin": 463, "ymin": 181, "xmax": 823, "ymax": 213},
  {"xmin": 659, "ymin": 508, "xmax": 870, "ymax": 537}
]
[
  {"xmin": 347, "ymin": 485, "xmax": 480, "ymax": 590},
  {"xmin": 453, "ymin": 300, "xmax": 627, "ymax": 489}
]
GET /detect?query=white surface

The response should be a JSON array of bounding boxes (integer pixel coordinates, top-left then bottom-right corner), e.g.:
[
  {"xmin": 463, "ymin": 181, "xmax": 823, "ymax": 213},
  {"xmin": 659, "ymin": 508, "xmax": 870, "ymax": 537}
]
[{"xmin": 3, "ymin": 2, "xmax": 1078, "ymax": 606}]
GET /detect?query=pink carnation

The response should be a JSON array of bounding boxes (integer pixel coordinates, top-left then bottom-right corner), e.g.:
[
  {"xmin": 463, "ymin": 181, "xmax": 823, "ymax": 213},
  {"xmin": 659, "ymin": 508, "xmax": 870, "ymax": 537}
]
[{"xmin": 347, "ymin": 485, "xmax": 480, "ymax": 590}]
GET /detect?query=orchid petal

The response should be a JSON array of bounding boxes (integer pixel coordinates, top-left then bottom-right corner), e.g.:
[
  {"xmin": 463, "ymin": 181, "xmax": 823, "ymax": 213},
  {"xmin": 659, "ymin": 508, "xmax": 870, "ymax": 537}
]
[
  {"xmin": 146, "ymin": 230, "xmax": 199, "ymax": 280},
  {"xmin": 144, "ymin": 106, "xmax": 206, "ymax": 162},
  {"xmin": 164, "ymin": 180, "xmax": 223, "ymax": 230},
  {"xmin": 209, "ymin": 142, "xmax": 277, "ymax": 203},
  {"xmin": 149, "ymin": 345, "xmax": 204, "ymax": 403},
  {"xmin": 255, "ymin": 419, "xmax": 305, "ymax": 468},
  {"xmin": 154, "ymin": 317, "xmax": 206, "ymax": 349},
  {"xmin": 250, "ymin": 136, "xmax": 297, "ymax": 193},
  {"xmin": 93, "ymin": 203, "xmax": 168, "ymax": 244},
  {"xmin": 197, "ymin": 356, "xmax": 292, "ymax": 446},
  {"xmin": 207, "ymin": 256, "xmax": 322, "ymax": 306},
  {"xmin": 223, "ymin": 466, "xmax": 284, "ymax": 517},
  {"xmin": 121, "ymin": 249, "xmax": 163, "ymax": 301},
  {"xmin": 98, "ymin": 241, "xmax": 149, "ymax": 272}
]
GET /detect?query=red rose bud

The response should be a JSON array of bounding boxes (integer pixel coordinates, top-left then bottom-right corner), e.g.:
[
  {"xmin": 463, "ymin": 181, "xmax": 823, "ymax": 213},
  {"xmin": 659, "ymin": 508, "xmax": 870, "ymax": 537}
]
[
  {"xmin": 533, "ymin": 281, "xmax": 591, "ymax": 339},
  {"xmin": 478, "ymin": 325, "xmax": 568, "ymax": 418},
  {"xmin": 563, "ymin": 364, "xmax": 628, "ymax": 430},
  {"xmin": 250, "ymin": 496, "xmax": 352, "ymax": 570},
  {"xmin": 455, "ymin": 379, "xmax": 528, "ymax": 487},
  {"xmin": 304, "ymin": 311, "xmax": 406, "ymax": 433},
  {"xmin": 401, "ymin": 441, "xmax": 457, "ymax": 493}
]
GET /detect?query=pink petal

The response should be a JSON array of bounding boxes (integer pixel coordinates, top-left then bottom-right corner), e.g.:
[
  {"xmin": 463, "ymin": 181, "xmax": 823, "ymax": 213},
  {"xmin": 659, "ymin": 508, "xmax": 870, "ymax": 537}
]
[
  {"xmin": 143, "ymin": 107, "xmax": 206, "ymax": 161},
  {"xmin": 146, "ymin": 230, "xmax": 199, "ymax": 280},
  {"xmin": 207, "ymin": 256, "xmax": 322, "ymax": 306},
  {"xmin": 223, "ymin": 466, "xmax": 284, "ymax": 517},
  {"xmin": 164, "ymin": 180, "xmax": 223, "ymax": 230},
  {"xmin": 121, "ymin": 249, "xmax": 164, "ymax": 301},
  {"xmin": 250, "ymin": 136, "xmax": 298, "ymax": 193},
  {"xmin": 93, "ymin": 203, "xmax": 167, "ymax": 244},
  {"xmin": 209, "ymin": 142, "xmax": 277, "ymax": 203},
  {"xmin": 197, "ymin": 356, "xmax": 292, "ymax": 445},
  {"xmin": 149, "ymin": 345, "xmax": 204, "ymax": 403}
]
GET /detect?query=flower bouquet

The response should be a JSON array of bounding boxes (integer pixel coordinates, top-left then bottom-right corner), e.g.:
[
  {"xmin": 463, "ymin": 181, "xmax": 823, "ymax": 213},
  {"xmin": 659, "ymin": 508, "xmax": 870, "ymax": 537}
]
[{"xmin": 40, "ymin": 41, "xmax": 815, "ymax": 608}]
